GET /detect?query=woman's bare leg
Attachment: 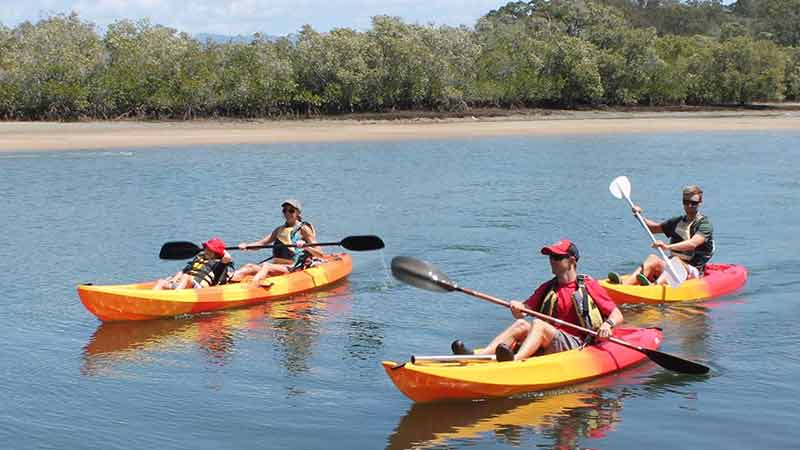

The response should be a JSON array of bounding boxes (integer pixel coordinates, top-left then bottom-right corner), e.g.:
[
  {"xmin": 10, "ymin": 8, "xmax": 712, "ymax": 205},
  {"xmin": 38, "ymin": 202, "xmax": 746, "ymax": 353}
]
[
  {"xmin": 250, "ymin": 263, "xmax": 290, "ymax": 286},
  {"xmin": 231, "ymin": 263, "xmax": 261, "ymax": 282}
]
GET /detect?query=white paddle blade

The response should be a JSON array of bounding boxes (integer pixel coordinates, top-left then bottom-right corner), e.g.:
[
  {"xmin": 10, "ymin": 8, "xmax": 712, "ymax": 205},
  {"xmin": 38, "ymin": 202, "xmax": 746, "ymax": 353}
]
[
  {"xmin": 664, "ymin": 261, "xmax": 688, "ymax": 288},
  {"xmin": 609, "ymin": 176, "xmax": 631, "ymax": 200}
]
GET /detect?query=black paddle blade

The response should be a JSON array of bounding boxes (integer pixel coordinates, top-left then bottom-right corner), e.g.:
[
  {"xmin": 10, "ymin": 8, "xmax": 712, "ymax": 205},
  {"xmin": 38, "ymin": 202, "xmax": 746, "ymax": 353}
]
[
  {"xmin": 340, "ymin": 235, "xmax": 385, "ymax": 251},
  {"xmin": 159, "ymin": 241, "xmax": 202, "ymax": 260},
  {"xmin": 644, "ymin": 348, "xmax": 710, "ymax": 375},
  {"xmin": 391, "ymin": 256, "xmax": 456, "ymax": 293}
]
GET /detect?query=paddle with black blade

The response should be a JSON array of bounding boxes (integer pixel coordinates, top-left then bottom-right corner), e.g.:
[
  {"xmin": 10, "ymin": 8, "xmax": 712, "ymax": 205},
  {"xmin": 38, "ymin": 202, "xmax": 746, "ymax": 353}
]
[
  {"xmin": 391, "ymin": 256, "xmax": 710, "ymax": 375},
  {"xmin": 159, "ymin": 235, "xmax": 385, "ymax": 260}
]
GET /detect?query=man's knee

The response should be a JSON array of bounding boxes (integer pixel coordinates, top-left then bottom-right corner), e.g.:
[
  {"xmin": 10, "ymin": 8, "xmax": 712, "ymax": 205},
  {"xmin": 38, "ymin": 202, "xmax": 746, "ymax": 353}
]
[
  {"xmin": 511, "ymin": 318, "xmax": 531, "ymax": 334},
  {"xmin": 645, "ymin": 254, "xmax": 662, "ymax": 266},
  {"xmin": 531, "ymin": 318, "xmax": 556, "ymax": 334},
  {"xmin": 644, "ymin": 256, "xmax": 664, "ymax": 274}
]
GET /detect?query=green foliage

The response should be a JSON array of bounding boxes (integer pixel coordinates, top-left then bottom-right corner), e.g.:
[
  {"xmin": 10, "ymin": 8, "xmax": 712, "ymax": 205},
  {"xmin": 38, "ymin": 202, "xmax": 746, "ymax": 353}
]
[
  {"xmin": 96, "ymin": 20, "xmax": 213, "ymax": 118},
  {"xmin": 0, "ymin": 24, "xmax": 19, "ymax": 117},
  {"xmin": 473, "ymin": 16, "xmax": 549, "ymax": 105},
  {"xmin": 785, "ymin": 48, "xmax": 800, "ymax": 100},
  {"xmin": 752, "ymin": 0, "xmax": 800, "ymax": 47},
  {"xmin": 4, "ymin": 13, "xmax": 103, "ymax": 119},
  {"xmin": 540, "ymin": 36, "xmax": 604, "ymax": 105},
  {"xmin": 293, "ymin": 25, "xmax": 374, "ymax": 112},
  {"xmin": 0, "ymin": 4, "xmax": 796, "ymax": 120},
  {"xmin": 648, "ymin": 35, "xmax": 702, "ymax": 105},
  {"xmin": 216, "ymin": 38, "xmax": 296, "ymax": 117},
  {"xmin": 708, "ymin": 37, "xmax": 787, "ymax": 103}
]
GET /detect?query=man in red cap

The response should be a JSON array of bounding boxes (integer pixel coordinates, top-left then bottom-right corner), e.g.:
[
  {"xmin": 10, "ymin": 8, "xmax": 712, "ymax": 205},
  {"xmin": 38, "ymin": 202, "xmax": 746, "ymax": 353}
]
[
  {"xmin": 452, "ymin": 239, "xmax": 624, "ymax": 361},
  {"xmin": 154, "ymin": 237, "xmax": 233, "ymax": 290}
]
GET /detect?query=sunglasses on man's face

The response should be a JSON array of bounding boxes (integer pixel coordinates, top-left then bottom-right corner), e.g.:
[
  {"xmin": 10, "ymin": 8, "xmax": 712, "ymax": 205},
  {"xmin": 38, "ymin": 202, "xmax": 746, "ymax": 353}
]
[
  {"xmin": 683, "ymin": 200, "xmax": 701, "ymax": 207},
  {"xmin": 549, "ymin": 254, "xmax": 569, "ymax": 261},
  {"xmin": 282, "ymin": 207, "xmax": 298, "ymax": 214}
]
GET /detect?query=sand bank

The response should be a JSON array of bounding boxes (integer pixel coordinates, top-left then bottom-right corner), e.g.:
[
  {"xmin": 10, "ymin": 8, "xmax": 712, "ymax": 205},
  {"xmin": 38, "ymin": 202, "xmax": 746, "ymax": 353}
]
[{"xmin": 1, "ymin": 110, "xmax": 797, "ymax": 152}]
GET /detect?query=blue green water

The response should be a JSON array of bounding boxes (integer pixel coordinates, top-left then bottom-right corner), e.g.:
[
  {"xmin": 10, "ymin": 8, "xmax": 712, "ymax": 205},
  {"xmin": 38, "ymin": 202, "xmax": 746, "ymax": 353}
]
[{"xmin": 1, "ymin": 130, "xmax": 799, "ymax": 449}]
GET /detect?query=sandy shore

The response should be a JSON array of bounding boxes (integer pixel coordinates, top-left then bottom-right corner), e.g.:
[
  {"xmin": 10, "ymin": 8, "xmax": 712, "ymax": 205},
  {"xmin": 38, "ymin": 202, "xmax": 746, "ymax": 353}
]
[{"xmin": 1, "ymin": 110, "xmax": 798, "ymax": 152}]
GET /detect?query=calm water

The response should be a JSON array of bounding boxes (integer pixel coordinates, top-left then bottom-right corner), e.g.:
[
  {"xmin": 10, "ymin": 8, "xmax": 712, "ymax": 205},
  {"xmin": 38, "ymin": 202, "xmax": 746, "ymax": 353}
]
[{"xmin": 1, "ymin": 130, "xmax": 799, "ymax": 449}]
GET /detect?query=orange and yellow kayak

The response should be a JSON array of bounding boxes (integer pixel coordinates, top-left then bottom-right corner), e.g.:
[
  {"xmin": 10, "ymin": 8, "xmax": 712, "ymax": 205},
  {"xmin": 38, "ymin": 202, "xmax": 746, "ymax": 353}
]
[
  {"xmin": 382, "ymin": 327, "xmax": 661, "ymax": 403},
  {"xmin": 78, "ymin": 253, "xmax": 352, "ymax": 322},
  {"xmin": 599, "ymin": 263, "xmax": 747, "ymax": 304}
]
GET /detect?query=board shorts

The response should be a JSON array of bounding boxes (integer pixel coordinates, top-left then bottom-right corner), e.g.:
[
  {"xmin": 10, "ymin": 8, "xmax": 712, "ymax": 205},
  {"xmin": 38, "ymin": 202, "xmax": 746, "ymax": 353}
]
[{"xmin": 541, "ymin": 329, "xmax": 584, "ymax": 355}]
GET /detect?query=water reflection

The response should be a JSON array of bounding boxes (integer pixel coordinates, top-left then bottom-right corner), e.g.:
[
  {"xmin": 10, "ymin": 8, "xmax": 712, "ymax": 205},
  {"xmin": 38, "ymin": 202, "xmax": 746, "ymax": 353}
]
[
  {"xmin": 386, "ymin": 360, "xmax": 708, "ymax": 450},
  {"xmin": 82, "ymin": 281, "xmax": 353, "ymax": 376},
  {"xmin": 345, "ymin": 318, "xmax": 385, "ymax": 362},
  {"xmin": 623, "ymin": 303, "xmax": 713, "ymax": 365},
  {"xmin": 386, "ymin": 389, "xmax": 621, "ymax": 450}
]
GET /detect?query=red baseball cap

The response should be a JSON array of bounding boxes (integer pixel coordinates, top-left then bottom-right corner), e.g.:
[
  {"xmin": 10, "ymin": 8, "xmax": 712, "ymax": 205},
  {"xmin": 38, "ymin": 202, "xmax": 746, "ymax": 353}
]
[
  {"xmin": 540, "ymin": 239, "xmax": 579, "ymax": 261},
  {"xmin": 202, "ymin": 237, "xmax": 227, "ymax": 257}
]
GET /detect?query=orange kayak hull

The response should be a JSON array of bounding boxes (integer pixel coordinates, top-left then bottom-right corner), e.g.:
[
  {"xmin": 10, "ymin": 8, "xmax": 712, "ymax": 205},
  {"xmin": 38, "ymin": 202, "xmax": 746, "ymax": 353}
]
[
  {"xmin": 78, "ymin": 253, "xmax": 352, "ymax": 321},
  {"xmin": 382, "ymin": 327, "xmax": 662, "ymax": 403}
]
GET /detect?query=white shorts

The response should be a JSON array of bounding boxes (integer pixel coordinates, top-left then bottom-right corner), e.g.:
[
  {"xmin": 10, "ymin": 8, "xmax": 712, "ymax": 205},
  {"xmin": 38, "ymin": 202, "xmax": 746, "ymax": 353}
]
[{"xmin": 671, "ymin": 257, "xmax": 700, "ymax": 279}]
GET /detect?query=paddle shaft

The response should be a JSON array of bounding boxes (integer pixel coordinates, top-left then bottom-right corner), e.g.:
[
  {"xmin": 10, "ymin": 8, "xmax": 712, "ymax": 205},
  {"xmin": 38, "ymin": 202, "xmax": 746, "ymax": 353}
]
[
  {"xmin": 229, "ymin": 240, "xmax": 345, "ymax": 251},
  {"xmin": 619, "ymin": 191, "xmax": 684, "ymax": 284},
  {"xmin": 455, "ymin": 285, "xmax": 653, "ymax": 355}
]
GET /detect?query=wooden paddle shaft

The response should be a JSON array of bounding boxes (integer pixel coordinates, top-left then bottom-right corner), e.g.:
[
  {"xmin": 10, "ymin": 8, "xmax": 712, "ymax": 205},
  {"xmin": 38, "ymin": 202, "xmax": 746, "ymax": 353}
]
[{"xmin": 456, "ymin": 286, "xmax": 648, "ymax": 353}]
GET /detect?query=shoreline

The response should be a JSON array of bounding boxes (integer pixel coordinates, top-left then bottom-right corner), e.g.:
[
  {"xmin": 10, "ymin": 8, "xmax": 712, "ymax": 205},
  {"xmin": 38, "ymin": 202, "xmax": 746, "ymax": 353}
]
[{"xmin": 1, "ymin": 109, "xmax": 798, "ymax": 152}]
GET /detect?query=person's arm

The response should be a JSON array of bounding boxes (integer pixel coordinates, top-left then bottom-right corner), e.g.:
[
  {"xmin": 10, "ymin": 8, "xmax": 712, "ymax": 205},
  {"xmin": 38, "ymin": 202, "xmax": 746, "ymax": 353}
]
[
  {"xmin": 655, "ymin": 233, "xmax": 705, "ymax": 252},
  {"xmin": 588, "ymin": 278, "xmax": 623, "ymax": 339},
  {"xmin": 239, "ymin": 229, "xmax": 277, "ymax": 250},
  {"xmin": 597, "ymin": 307, "xmax": 624, "ymax": 339},
  {"xmin": 298, "ymin": 224, "xmax": 325, "ymax": 258},
  {"xmin": 221, "ymin": 250, "xmax": 233, "ymax": 264},
  {"xmin": 653, "ymin": 217, "xmax": 711, "ymax": 252},
  {"xmin": 632, "ymin": 205, "xmax": 663, "ymax": 233},
  {"xmin": 513, "ymin": 283, "xmax": 548, "ymax": 319}
]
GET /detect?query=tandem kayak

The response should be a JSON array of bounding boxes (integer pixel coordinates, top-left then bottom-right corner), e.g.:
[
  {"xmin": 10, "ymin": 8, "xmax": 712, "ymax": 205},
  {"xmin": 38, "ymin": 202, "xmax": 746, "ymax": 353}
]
[
  {"xmin": 382, "ymin": 327, "xmax": 662, "ymax": 403},
  {"xmin": 78, "ymin": 253, "xmax": 352, "ymax": 321},
  {"xmin": 599, "ymin": 263, "xmax": 747, "ymax": 304}
]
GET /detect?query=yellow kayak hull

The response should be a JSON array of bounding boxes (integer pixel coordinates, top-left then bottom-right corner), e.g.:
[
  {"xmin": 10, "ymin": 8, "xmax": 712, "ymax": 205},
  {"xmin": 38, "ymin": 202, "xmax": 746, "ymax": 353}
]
[{"xmin": 600, "ymin": 263, "xmax": 747, "ymax": 304}]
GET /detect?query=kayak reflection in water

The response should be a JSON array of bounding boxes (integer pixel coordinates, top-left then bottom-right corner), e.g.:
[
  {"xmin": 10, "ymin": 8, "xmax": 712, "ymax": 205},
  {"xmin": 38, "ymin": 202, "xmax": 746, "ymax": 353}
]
[
  {"xmin": 452, "ymin": 240, "xmax": 624, "ymax": 362},
  {"xmin": 230, "ymin": 199, "xmax": 325, "ymax": 286},
  {"xmin": 82, "ymin": 281, "xmax": 354, "ymax": 378},
  {"xmin": 153, "ymin": 237, "xmax": 233, "ymax": 290},
  {"xmin": 608, "ymin": 184, "xmax": 714, "ymax": 286},
  {"xmin": 385, "ymin": 388, "xmax": 627, "ymax": 450}
]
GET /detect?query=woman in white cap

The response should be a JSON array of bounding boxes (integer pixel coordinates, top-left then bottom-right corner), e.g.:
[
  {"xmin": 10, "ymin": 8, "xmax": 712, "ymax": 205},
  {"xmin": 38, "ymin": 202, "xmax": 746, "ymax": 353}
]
[{"xmin": 230, "ymin": 199, "xmax": 325, "ymax": 285}]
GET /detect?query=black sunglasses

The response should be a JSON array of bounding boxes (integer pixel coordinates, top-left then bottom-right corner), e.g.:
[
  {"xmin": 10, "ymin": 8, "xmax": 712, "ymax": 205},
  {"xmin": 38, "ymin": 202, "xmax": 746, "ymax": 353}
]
[
  {"xmin": 282, "ymin": 207, "xmax": 298, "ymax": 213},
  {"xmin": 548, "ymin": 253, "xmax": 569, "ymax": 261},
  {"xmin": 683, "ymin": 200, "xmax": 701, "ymax": 206}
]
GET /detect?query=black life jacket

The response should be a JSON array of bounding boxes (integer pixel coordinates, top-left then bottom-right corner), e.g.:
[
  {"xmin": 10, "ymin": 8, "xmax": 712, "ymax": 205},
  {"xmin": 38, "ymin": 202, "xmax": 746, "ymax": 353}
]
[{"xmin": 183, "ymin": 252, "xmax": 231, "ymax": 287}]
